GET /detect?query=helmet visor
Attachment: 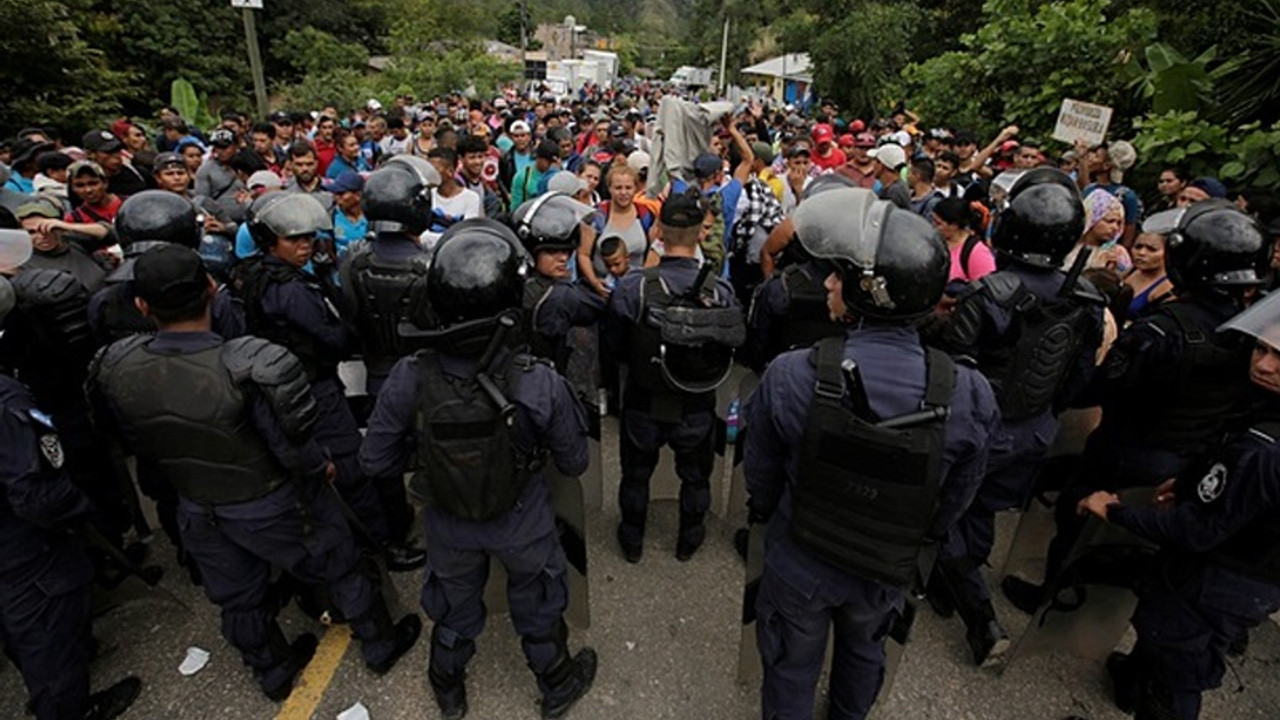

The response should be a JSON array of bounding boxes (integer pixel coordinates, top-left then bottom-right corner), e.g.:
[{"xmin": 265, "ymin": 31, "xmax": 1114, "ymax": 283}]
[
  {"xmin": 257, "ymin": 194, "xmax": 333, "ymax": 236},
  {"xmin": 791, "ymin": 187, "xmax": 882, "ymax": 270},
  {"xmin": 1219, "ymin": 290, "xmax": 1280, "ymax": 350},
  {"xmin": 518, "ymin": 193, "xmax": 598, "ymax": 243},
  {"xmin": 0, "ymin": 228, "xmax": 34, "ymax": 272}
]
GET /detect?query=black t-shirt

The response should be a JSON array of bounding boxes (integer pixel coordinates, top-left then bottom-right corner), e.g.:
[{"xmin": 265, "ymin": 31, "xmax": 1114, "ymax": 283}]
[{"xmin": 107, "ymin": 164, "xmax": 152, "ymax": 198}]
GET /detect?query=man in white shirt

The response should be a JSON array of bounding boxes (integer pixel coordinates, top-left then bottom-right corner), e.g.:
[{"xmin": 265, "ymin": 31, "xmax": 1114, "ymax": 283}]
[{"xmin": 420, "ymin": 147, "xmax": 482, "ymax": 249}]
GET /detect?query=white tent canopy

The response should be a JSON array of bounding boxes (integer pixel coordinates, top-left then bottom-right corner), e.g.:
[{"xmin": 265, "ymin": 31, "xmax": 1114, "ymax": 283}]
[{"xmin": 741, "ymin": 53, "xmax": 812, "ymax": 83}]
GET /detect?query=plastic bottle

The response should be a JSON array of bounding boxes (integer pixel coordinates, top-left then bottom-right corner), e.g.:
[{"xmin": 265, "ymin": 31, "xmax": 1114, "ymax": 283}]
[{"xmin": 726, "ymin": 397, "xmax": 741, "ymax": 444}]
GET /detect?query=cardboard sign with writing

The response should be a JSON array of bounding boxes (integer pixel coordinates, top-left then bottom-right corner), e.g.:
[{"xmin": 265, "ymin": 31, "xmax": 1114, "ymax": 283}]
[{"xmin": 1052, "ymin": 99, "xmax": 1113, "ymax": 147}]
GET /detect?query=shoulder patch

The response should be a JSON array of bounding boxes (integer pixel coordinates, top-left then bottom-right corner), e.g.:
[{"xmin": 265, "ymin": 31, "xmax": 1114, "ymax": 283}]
[
  {"xmin": 1197, "ymin": 462, "xmax": 1228, "ymax": 503},
  {"xmin": 38, "ymin": 430, "xmax": 64, "ymax": 469}
]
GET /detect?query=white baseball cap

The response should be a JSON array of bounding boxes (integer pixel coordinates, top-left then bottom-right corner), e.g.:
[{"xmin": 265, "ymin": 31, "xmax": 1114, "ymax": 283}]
[
  {"xmin": 868, "ymin": 143, "xmax": 907, "ymax": 171},
  {"xmin": 509, "ymin": 120, "xmax": 531, "ymax": 135}
]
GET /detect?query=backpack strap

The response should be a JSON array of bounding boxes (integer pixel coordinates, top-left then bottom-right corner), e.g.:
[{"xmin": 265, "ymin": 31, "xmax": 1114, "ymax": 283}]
[{"xmin": 877, "ymin": 347, "xmax": 955, "ymax": 429}]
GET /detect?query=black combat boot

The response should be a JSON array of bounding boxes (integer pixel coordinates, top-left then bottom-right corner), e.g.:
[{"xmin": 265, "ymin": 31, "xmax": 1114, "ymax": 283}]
[
  {"xmin": 429, "ymin": 666, "xmax": 468, "ymax": 720},
  {"xmin": 1000, "ymin": 575, "xmax": 1045, "ymax": 615},
  {"xmin": 675, "ymin": 512, "xmax": 706, "ymax": 562},
  {"xmin": 263, "ymin": 633, "xmax": 319, "ymax": 702},
  {"xmin": 539, "ymin": 648, "xmax": 598, "ymax": 719},
  {"xmin": 86, "ymin": 676, "xmax": 142, "ymax": 720}
]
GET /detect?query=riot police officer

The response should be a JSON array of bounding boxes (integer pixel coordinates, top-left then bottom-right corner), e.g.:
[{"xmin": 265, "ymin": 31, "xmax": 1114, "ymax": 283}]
[
  {"xmin": 88, "ymin": 190, "xmax": 246, "ymax": 344},
  {"xmin": 236, "ymin": 192, "xmax": 423, "ymax": 570},
  {"xmin": 603, "ymin": 189, "xmax": 744, "ymax": 563},
  {"xmin": 512, "ymin": 192, "xmax": 606, "ymax": 372},
  {"xmin": 1075, "ymin": 289, "xmax": 1280, "ymax": 720},
  {"xmin": 339, "ymin": 157, "xmax": 438, "ymax": 398},
  {"xmin": 0, "ymin": 241, "xmax": 142, "ymax": 720},
  {"xmin": 85, "ymin": 190, "xmax": 245, "ymax": 566},
  {"xmin": 2, "ymin": 196, "xmax": 139, "ymax": 545},
  {"xmin": 87, "ymin": 245, "xmax": 420, "ymax": 701},
  {"xmin": 745, "ymin": 174, "xmax": 857, "ymax": 372},
  {"xmin": 1003, "ymin": 200, "xmax": 1269, "ymax": 613},
  {"xmin": 360, "ymin": 219, "xmax": 597, "ymax": 720},
  {"xmin": 743, "ymin": 187, "xmax": 999, "ymax": 720},
  {"xmin": 929, "ymin": 168, "xmax": 1104, "ymax": 665}
]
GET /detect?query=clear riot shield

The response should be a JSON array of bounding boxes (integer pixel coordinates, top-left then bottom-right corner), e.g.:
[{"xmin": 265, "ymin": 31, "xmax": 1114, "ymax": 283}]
[{"xmin": 1002, "ymin": 487, "xmax": 1156, "ymax": 670}]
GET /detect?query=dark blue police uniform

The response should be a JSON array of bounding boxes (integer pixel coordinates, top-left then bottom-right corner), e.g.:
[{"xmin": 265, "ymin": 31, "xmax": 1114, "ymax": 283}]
[
  {"xmin": 603, "ymin": 256, "xmax": 739, "ymax": 556},
  {"xmin": 0, "ymin": 375, "xmax": 97, "ymax": 719},
  {"xmin": 525, "ymin": 275, "xmax": 606, "ymax": 371},
  {"xmin": 1104, "ymin": 402, "xmax": 1280, "ymax": 719},
  {"xmin": 745, "ymin": 260, "xmax": 841, "ymax": 371},
  {"xmin": 90, "ymin": 331, "xmax": 404, "ymax": 695},
  {"xmin": 247, "ymin": 255, "xmax": 399, "ymax": 545},
  {"xmin": 744, "ymin": 325, "xmax": 998, "ymax": 719},
  {"xmin": 1041, "ymin": 295, "xmax": 1250, "ymax": 581},
  {"xmin": 939, "ymin": 266, "xmax": 1101, "ymax": 604},
  {"xmin": 360, "ymin": 348, "xmax": 588, "ymax": 692}
]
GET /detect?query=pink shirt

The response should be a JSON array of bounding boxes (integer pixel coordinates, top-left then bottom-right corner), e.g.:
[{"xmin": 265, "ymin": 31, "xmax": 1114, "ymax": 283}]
[{"xmin": 948, "ymin": 237, "xmax": 997, "ymax": 282}]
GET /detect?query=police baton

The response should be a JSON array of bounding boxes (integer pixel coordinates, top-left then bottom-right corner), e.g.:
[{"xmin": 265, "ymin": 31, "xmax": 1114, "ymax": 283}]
[{"xmin": 1058, "ymin": 246, "xmax": 1092, "ymax": 298}]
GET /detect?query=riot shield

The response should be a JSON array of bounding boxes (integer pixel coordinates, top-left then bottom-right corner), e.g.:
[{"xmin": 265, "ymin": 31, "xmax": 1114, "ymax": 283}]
[{"xmin": 1001, "ymin": 487, "xmax": 1156, "ymax": 670}]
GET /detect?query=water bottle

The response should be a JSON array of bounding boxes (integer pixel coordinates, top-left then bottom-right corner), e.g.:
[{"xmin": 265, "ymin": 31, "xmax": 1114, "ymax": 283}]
[{"xmin": 726, "ymin": 398, "xmax": 741, "ymax": 444}]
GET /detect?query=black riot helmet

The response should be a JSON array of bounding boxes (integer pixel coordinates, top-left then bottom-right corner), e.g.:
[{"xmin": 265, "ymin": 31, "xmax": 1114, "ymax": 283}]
[
  {"xmin": 510, "ymin": 192, "xmax": 597, "ymax": 254},
  {"xmin": 362, "ymin": 157, "xmax": 441, "ymax": 236},
  {"xmin": 115, "ymin": 190, "xmax": 201, "ymax": 257},
  {"xmin": 1145, "ymin": 200, "xmax": 1267, "ymax": 296},
  {"xmin": 426, "ymin": 218, "xmax": 530, "ymax": 327},
  {"xmin": 792, "ymin": 186, "xmax": 948, "ymax": 322},
  {"xmin": 990, "ymin": 167, "xmax": 1085, "ymax": 269},
  {"xmin": 247, "ymin": 192, "xmax": 332, "ymax": 249}
]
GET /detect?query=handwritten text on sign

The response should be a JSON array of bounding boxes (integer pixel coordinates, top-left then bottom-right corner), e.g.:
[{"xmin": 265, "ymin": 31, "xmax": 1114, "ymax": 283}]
[{"xmin": 1052, "ymin": 99, "xmax": 1113, "ymax": 147}]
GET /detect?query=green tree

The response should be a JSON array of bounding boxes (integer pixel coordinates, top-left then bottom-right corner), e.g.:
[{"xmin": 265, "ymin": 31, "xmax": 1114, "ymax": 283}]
[
  {"xmin": 0, "ymin": 0, "xmax": 133, "ymax": 134},
  {"xmin": 798, "ymin": 1, "xmax": 922, "ymax": 117},
  {"xmin": 902, "ymin": 0, "xmax": 1158, "ymax": 138}
]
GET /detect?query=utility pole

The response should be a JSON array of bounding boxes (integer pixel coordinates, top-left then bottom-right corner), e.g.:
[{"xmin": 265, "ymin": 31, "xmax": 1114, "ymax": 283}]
[
  {"xmin": 519, "ymin": 0, "xmax": 529, "ymax": 64},
  {"xmin": 233, "ymin": 0, "xmax": 269, "ymax": 117},
  {"xmin": 718, "ymin": 16, "xmax": 730, "ymax": 98}
]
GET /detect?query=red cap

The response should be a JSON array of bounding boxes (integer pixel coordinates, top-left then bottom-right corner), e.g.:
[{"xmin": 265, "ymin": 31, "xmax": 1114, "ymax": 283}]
[
  {"xmin": 854, "ymin": 132, "xmax": 876, "ymax": 148},
  {"xmin": 1000, "ymin": 140, "xmax": 1020, "ymax": 153},
  {"xmin": 849, "ymin": 119, "xmax": 866, "ymax": 133},
  {"xmin": 811, "ymin": 124, "xmax": 834, "ymax": 143},
  {"xmin": 838, "ymin": 134, "xmax": 855, "ymax": 148}
]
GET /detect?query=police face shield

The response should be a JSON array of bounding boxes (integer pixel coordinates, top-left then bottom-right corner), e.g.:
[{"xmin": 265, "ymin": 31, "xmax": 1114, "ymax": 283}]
[
  {"xmin": 256, "ymin": 194, "xmax": 333, "ymax": 238},
  {"xmin": 1219, "ymin": 290, "xmax": 1280, "ymax": 350},
  {"xmin": 514, "ymin": 193, "xmax": 598, "ymax": 249},
  {"xmin": 790, "ymin": 187, "xmax": 885, "ymax": 271},
  {"xmin": 0, "ymin": 228, "xmax": 34, "ymax": 273},
  {"xmin": 1141, "ymin": 208, "xmax": 1184, "ymax": 237},
  {"xmin": 384, "ymin": 154, "xmax": 443, "ymax": 189}
]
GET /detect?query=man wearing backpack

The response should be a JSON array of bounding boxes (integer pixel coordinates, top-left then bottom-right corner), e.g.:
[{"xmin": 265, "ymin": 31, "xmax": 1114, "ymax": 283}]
[
  {"xmin": 928, "ymin": 169, "xmax": 1105, "ymax": 667},
  {"xmin": 604, "ymin": 190, "xmax": 744, "ymax": 563},
  {"xmin": 360, "ymin": 219, "xmax": 597, "ymax": 720},
  {"xmin": 744, "ymin": 186, "xmax": 998, "ymax": 719}
]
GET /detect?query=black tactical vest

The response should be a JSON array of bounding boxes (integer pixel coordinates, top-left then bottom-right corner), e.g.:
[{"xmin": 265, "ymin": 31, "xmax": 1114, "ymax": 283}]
[
  {"xmin": 969, "ymin": 271, "xmax": 1099, "ymax": 421},
  {"xmin": 412, "ymin": 350, "xmax": 545, "ymax": 522},
  {"xmin": 522, "ymin": 275, "xmax": 566, "ymax": 369},
  {"xmin": 94, "ymin": 336, "xmax": 287, "ymax": 505},
  {"xmin": 235, "ymin": 257, "xmax": 341, "ymax": 380},
  {"xmin": 12, "ymin": 268, "xmax": 96, "ymax": 360},
  {"xmin": 94, "ymin": 281, "xmax": 156, "ymax": 343},
  {"xmin": 627, "ymin": 266, "xmax": 744, "ymax": 399},
  {"xmin": 792, "ymin": 337, "xmax": 953, "ymax": 588},
  {"xmin": 1141, "ymin": 302, "xmax": 1252, "ymax": 451},
  {"xmin": 345, "ymin": 246, "xmax": 428, "ymax": 376},
  {"xmin": 777, "ymin": 263, "xmax": 844, "ymax": 356}
]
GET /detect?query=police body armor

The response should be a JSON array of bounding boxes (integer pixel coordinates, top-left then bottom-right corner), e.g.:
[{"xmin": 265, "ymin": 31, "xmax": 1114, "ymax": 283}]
[
  {"xmin": 791, "ymin": 337, "xmax": 954, "ymax": 588},
  {"xmin": 949, "ymin": 271, "xmax": 1100, "ymax": 421},
  {"xmin": 777, "ymin": 262, "xmax": 844, "ymax": 354},
  {"xmin": 93, "ymin": 282, "xmax": 157, "ymax": 343},
  {"xmin": 1175, "ymin": 421, "xmax": 1280, "ymax": 586},
  {"xmin": 91, "ymin": 335, "xmax": 310, "ymax": 505},
  {"xmin": 235, "ymin": 257, "xmax": 343, "ymax": 379},
  {"xmin": 1138, "ymin": 302, "xmax": 1252, "ymax": 451},
  {"xmin": 523, "ymin": 274, "xmax": 568, "ymax": 369},
  {"xmin": 344, "ymin": 245, "xmax": 429, "ymax": 376},
  {"xmin": 413, "ymin": 349, "xmax": 546, "ymax": 522},
  {"xmin": 11, "ymin": 269, "xmax": 96, "ymax": 360},
  {"xmin": 628, "ymin": 266, "xmax": 745, "ymax": 399}
]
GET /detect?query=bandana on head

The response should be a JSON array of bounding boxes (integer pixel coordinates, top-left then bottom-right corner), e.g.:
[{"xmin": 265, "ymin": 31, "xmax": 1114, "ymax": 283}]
[{"xmin": 1084, "ymin": 190, "xmax": 1124, "ymax": 242}]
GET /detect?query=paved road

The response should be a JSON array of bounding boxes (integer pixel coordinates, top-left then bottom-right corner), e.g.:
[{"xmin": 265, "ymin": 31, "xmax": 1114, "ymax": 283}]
[{"xmin": 4, "ymin": 417, "xmax": 1279, "ymax": 720}]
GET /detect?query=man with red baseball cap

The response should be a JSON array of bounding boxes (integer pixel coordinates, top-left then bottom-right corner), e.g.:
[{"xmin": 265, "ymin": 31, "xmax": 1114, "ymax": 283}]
[{"xmin": 809, "ymin": 123, "xmax": 847, "ymax": 172}]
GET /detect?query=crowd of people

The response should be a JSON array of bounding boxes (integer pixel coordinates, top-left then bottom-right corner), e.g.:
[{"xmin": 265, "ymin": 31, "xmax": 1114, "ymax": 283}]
[{"xmin": 1, "ymin": 78, "xmax": 1279, "ymax": 720}]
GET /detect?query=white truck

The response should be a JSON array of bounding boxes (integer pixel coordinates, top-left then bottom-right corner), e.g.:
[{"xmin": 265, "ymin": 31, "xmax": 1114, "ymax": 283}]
[
  {"xmin": 580, "ymin": 49, "xmax": 619, "ymax": 87},
  {"xmin": 670, "ymin": 66, "xmax": 715, "ymax": 89}
]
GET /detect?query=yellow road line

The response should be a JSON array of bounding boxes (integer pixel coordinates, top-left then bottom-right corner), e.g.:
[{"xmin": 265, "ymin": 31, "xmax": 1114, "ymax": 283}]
[{"xmin": 275, "ymin": 626, "xmax": 352, "ymax": 720}]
